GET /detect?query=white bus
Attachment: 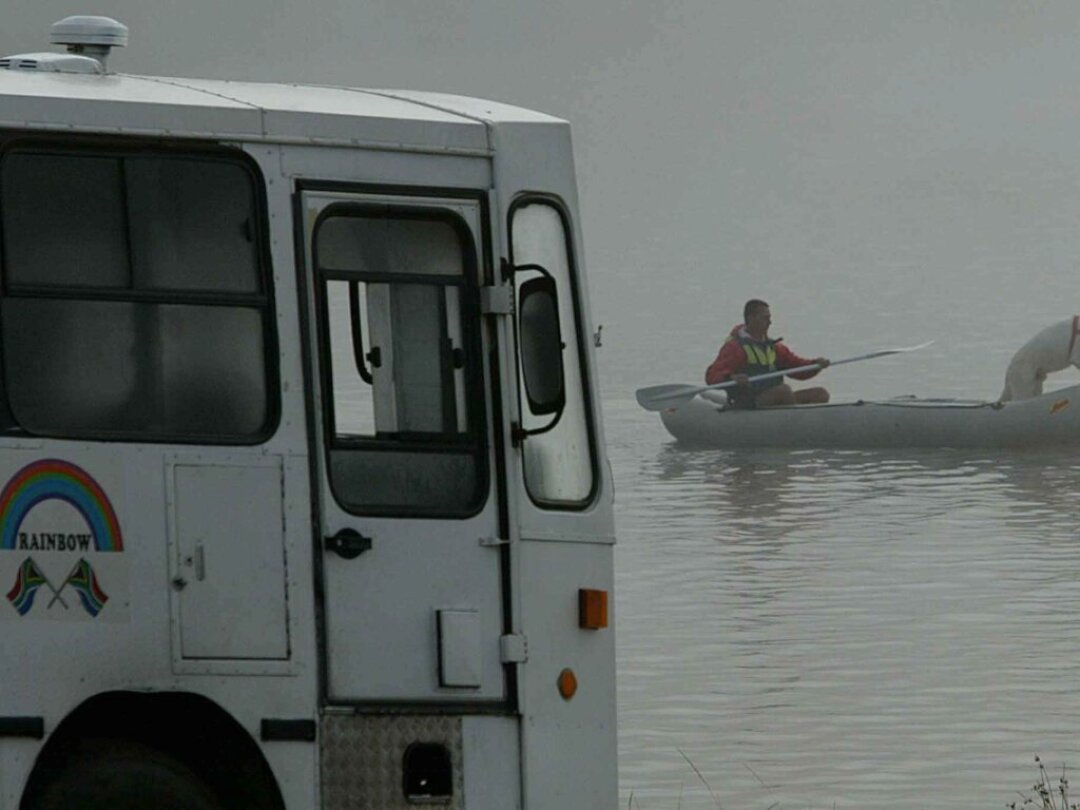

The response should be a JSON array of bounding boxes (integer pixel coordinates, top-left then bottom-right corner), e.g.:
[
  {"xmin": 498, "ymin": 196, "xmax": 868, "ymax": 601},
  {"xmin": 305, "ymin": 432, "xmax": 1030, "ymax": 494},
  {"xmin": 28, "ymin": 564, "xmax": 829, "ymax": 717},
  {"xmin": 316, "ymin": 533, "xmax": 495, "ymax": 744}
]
[{"xmin": 0, "ymin": 17, "xmax": 616, "ymax": 810}]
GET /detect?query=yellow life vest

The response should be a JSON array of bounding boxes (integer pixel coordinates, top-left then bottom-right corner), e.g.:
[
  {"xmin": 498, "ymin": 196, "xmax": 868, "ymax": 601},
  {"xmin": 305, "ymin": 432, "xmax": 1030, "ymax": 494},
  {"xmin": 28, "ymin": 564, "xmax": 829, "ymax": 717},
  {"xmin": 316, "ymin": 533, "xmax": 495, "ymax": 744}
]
[{"xmin": 735, "ymin": 334, "xmax": 782, "ymax": 390}]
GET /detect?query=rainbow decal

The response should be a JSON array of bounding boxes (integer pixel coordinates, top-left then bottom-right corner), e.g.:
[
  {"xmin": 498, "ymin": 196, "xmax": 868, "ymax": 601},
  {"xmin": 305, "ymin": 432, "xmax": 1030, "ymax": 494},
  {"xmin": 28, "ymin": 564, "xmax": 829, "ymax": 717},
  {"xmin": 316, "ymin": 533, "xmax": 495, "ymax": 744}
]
[{"xmin": 0, "ymin": 460, "xmax": 122, "ymax": 552}]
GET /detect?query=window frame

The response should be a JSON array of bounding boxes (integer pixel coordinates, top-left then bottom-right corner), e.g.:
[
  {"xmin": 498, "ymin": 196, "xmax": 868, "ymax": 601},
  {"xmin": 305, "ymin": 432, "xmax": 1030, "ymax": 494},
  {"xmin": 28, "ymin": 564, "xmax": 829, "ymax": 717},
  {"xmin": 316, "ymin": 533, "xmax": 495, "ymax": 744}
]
[
  {"xmin": 310, "ymin": 202, "xmax": 491, "ymax": 519},
  {"xmin": 507, "ymin": 193, "xmax": 600, "ymax": 511},
  {"xmin": 0, "ymin": 137, "xmax": 281, "ymax": 445}
]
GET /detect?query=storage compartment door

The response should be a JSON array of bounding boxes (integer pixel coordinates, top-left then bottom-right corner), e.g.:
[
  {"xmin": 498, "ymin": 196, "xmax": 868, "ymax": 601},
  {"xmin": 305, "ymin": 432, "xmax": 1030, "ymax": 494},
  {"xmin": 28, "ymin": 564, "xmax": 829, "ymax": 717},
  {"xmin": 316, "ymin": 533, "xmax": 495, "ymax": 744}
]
[{"xmin": 170, "ymin": 460, "xmax": 289, "ymax": 660}]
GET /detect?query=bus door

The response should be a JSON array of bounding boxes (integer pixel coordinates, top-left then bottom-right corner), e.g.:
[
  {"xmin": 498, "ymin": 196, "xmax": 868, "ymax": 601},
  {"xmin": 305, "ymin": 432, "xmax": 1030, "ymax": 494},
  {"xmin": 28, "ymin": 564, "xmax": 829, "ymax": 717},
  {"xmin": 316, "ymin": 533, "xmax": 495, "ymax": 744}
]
[{"xmin": 299, "ymin": 188, "xmax": 507, "ymax": 704}]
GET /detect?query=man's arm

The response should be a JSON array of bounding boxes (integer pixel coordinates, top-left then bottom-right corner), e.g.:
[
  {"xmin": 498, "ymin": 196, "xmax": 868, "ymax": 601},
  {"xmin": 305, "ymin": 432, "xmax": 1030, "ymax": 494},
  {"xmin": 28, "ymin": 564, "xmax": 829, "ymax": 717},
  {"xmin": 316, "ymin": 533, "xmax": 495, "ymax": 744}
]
[
  {"xmin": 776, "ymin": 343, "xmax": 828, "ymax": 380},
  {"xmin": 705, "ymin": 341, "xmax": 746, "ymax": 385}
]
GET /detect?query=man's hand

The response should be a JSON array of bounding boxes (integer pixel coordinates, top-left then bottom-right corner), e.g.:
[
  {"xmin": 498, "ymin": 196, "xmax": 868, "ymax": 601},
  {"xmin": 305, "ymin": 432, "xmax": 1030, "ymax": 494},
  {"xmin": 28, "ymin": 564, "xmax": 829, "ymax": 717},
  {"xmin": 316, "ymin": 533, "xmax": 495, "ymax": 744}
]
[
  {"xmin": 813, "ymin": 357, "xmax": 831, "ymax": 369},
  {"xmin": 732, "ymin": 373, "xmax": 750, "ymax": 387}
]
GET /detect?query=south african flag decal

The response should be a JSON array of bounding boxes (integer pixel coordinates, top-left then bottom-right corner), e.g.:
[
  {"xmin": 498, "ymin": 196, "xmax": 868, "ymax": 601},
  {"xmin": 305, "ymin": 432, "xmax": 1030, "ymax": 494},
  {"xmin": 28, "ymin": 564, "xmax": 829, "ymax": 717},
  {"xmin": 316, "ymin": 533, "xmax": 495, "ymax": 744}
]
[{"xmin": 6, "ymin": 557, "xmax": 46, "ymax": 616}]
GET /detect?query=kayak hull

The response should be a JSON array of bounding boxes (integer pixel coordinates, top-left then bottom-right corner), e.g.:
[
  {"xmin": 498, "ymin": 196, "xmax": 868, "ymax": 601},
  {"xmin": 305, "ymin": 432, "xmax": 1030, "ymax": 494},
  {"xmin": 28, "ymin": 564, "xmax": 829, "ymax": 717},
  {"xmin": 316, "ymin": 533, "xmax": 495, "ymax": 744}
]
[{"xmin": 657, "ymin": 385, "xmax": 1080, "ymax": 449}]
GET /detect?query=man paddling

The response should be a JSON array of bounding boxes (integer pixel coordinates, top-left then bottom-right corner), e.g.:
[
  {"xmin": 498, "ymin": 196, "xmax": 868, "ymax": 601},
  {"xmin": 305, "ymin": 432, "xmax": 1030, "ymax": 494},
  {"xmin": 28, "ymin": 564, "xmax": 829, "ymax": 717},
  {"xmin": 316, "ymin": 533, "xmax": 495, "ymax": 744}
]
[{"xmin": 705, "ymin": 299, "xmax": 831, "ymax": 407}]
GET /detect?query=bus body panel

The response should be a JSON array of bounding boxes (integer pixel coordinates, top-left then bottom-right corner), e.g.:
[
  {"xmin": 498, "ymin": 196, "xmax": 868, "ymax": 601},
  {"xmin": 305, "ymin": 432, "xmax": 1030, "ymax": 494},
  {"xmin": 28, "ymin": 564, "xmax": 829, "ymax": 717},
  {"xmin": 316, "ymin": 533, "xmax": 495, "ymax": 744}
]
[{"xmin": 0, "ymin": 61, "xmax": 616, "ymax": 810}]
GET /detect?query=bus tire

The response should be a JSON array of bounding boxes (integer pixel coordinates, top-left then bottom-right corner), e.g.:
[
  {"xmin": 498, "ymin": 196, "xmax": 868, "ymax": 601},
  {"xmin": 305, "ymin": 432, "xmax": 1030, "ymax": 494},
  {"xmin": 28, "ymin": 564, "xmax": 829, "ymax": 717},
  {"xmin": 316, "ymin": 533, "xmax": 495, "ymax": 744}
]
[{"xmin": 27, "ymin": 738, "xmax": 224, "ymax": 810}]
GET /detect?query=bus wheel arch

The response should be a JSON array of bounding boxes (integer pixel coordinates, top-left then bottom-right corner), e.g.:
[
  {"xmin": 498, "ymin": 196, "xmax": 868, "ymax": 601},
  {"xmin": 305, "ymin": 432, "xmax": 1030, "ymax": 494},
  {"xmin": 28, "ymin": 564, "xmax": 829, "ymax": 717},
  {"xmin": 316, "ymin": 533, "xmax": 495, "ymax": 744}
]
[{"xmin": 19, "ymin": 691, "xmax": 285, "ymax": 810}]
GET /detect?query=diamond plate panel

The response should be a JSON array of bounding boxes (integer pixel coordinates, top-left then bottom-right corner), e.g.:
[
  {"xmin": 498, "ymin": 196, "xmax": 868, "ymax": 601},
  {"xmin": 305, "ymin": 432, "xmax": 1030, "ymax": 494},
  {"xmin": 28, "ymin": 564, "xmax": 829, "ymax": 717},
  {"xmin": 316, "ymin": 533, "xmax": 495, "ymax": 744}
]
[{"xmin": 321, "ymin": 714, "xmax": 464, "ymax": 810}]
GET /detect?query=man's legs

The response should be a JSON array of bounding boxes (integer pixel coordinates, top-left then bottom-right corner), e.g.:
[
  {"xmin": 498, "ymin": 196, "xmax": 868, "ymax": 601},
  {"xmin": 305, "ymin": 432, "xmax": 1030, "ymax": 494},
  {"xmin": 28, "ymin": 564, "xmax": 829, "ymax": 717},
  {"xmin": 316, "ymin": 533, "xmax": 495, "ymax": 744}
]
[
  {"xmin": 794, "ymin": 387, "xmax": 829, "ymax": 404},
  {"xmin": 756, "ymin": 384, "xmax": 796, "ymax": 406},
  {"xmin": 755, "ymin": 384, "xmax": 830, "ymax": 407}
]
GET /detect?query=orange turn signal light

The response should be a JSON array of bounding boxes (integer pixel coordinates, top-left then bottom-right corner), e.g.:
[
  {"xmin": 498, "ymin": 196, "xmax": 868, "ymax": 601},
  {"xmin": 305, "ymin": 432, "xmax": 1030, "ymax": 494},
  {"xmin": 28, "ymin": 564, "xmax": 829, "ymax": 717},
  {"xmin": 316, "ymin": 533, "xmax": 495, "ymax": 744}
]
[
  {"xmin": 558, "ymin": 668, "xmax": 578, "ymax": 700},
  {"xmin": 578, "ymin": 588, "xmax": 608, "ymax": 630}
]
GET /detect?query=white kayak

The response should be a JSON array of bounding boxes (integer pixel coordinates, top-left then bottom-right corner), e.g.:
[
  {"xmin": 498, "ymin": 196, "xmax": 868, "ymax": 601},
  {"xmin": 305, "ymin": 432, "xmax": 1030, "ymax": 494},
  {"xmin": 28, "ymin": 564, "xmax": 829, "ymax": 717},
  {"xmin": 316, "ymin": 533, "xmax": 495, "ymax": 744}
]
[{"xmin": 657, "ymin": 383, "xmax": 1080, "ymax": 449}]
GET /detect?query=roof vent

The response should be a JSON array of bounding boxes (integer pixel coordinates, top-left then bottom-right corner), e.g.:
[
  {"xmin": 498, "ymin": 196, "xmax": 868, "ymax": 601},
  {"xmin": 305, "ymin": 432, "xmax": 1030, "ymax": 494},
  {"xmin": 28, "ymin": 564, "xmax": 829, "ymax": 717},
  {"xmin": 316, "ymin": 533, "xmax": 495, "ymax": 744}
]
[
  {"xmin": 49, "ymin": 15, "xmax": 128, "ymax": 71},
  {"xmin": 0, "ymin": 52, "xmax": 104, "ymax": 75}
]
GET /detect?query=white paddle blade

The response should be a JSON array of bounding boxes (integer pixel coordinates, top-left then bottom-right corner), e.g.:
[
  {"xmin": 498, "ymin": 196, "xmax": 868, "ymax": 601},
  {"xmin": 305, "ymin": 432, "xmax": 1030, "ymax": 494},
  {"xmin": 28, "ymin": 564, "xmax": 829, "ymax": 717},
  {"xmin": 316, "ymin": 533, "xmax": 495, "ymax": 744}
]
[
  {"xmin": 832, "ymin": 340, "xmax": 935, "ymax": 366},
  {"xmin": 635, "ymin": 383, "xmax": 709, "ymax": 411}
]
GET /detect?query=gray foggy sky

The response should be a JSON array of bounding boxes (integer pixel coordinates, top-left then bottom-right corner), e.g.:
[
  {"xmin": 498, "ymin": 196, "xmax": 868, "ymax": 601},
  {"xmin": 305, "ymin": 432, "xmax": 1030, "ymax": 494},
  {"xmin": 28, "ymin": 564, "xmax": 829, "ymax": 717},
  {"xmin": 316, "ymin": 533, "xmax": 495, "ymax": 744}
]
[
  {"xmin": 7, "ymin": 3, "xmax": 1077, "ymax": 246},
  {"xmin": 5, "ymin": 2, "xmax": 1080, "ymax": 390}
]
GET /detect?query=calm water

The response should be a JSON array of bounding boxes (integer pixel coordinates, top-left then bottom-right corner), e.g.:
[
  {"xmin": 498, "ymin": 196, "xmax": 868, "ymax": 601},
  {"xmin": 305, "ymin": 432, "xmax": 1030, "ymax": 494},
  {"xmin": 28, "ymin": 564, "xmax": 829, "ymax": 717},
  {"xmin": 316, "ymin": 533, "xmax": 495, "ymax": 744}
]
[
  {"xmin": 598, "ymin": 158, "xmax": 1080, "ymax": 808},
  {"xmin": 606, "ymin": 337, "xmax": 1080, "ymax": 810},
  {"xmin": 609, "ymin": 410, "xmax": 1080, "ymax": 808},
  {"xmin": 608, "ymin": 394, "xmax": 1080, "ymax": 808}
]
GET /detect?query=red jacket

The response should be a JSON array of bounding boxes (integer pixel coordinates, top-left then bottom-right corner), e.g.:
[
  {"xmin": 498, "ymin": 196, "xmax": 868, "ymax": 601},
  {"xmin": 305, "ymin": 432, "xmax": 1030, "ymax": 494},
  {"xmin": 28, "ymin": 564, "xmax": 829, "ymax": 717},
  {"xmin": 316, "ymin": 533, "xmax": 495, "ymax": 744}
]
[{"xmin": 705, "ymin": 324, "xmax": 821, "ymax": 385}]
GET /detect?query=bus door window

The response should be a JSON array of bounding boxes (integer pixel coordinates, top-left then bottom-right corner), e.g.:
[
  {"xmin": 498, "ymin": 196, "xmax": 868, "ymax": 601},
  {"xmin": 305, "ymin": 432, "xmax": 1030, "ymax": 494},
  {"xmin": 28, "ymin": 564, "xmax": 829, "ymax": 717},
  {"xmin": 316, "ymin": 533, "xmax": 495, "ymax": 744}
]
[{"xmin": 313, "ymin": 209, "xmax": 484, "ymax": 516}]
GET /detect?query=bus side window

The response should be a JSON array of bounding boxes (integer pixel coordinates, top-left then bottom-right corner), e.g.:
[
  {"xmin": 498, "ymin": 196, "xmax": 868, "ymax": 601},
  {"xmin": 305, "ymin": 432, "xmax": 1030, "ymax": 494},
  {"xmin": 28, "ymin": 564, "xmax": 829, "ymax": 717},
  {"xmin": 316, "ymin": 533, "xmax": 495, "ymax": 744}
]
[
  {"xmin": 510, "ymin": 200, "xmax": 597, "ymax": 507},
  {"xmin": 0, "ymin": 148, "xmax": 274, "ymax": 443}
]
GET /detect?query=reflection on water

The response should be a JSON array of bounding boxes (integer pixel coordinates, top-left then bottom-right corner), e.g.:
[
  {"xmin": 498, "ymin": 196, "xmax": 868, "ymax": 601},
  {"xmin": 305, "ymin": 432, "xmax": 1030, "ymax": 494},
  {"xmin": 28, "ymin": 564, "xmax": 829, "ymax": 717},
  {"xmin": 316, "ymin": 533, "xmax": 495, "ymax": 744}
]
[{"xmin": 611, "ymin": 399, "xmax": 1080, "ymax": 809}]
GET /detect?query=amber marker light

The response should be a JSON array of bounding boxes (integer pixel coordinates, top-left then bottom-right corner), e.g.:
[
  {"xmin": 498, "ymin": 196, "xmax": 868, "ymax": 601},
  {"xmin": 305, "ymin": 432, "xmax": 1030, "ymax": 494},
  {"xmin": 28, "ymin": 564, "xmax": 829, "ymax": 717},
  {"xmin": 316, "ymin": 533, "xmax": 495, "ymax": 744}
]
[
  {"xmin": 558, "ymin": 668, "xmax": 578, "ymax": 700},
  {"xmin": 579, "ymin": 588, "xmax": 608, "ymax": 629}
]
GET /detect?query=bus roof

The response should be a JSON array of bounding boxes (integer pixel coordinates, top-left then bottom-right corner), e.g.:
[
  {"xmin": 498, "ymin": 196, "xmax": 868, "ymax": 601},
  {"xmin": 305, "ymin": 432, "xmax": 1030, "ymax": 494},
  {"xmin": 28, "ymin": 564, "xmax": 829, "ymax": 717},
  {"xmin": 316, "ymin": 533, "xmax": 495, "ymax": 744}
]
[{"xmin": 0, "ymin": 70, "xmax": 566, "ymax": 155}]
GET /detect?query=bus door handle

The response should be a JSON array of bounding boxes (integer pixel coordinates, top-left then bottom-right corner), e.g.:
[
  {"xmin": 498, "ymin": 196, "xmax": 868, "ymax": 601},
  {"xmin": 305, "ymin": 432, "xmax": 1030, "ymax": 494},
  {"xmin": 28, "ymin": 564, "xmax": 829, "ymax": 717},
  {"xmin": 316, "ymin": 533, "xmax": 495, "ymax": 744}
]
[{"xmin": 324, "ymin": 528, "xmax": 372, "ymax": 560}]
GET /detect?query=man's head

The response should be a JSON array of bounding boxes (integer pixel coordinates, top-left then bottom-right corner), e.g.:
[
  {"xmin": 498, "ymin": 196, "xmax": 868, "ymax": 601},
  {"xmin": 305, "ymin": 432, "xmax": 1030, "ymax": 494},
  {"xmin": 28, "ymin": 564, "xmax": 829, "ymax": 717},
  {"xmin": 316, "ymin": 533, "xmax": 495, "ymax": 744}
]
[{"xmin": 743, "ymin": 299, "xmax": 771, "ymax": 337}]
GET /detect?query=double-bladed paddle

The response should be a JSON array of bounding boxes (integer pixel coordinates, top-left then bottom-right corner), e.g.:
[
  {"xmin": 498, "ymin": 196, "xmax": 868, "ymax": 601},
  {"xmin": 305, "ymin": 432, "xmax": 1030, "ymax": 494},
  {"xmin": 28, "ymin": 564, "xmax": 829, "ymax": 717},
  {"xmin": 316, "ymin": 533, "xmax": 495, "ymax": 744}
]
[{"xmin": 635, "ymin": 340, "xmax": 934, "ymax": 412}]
